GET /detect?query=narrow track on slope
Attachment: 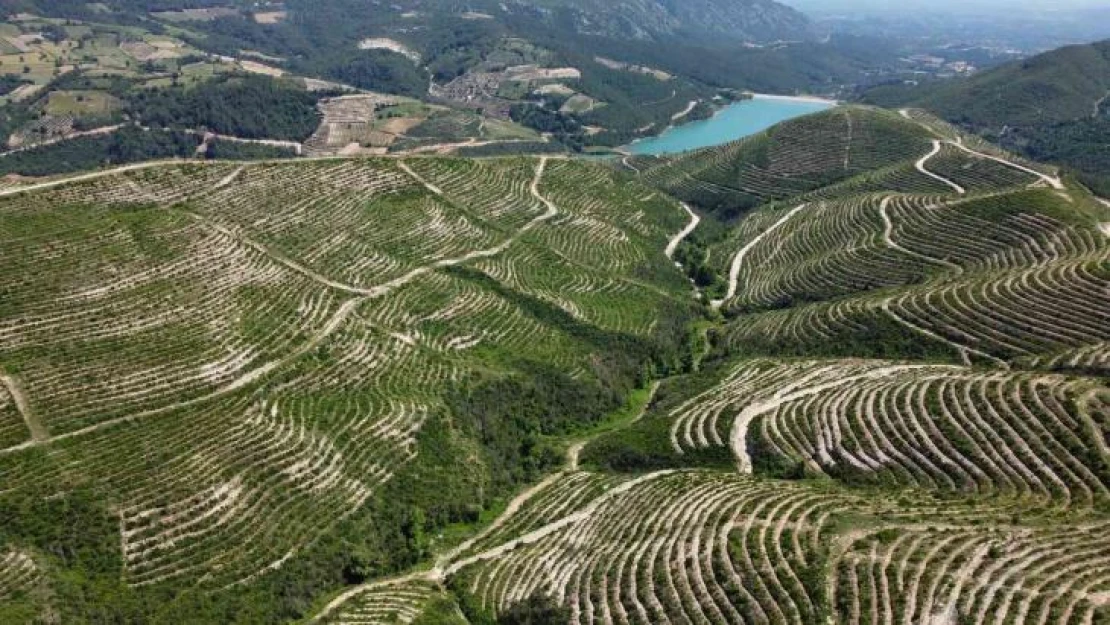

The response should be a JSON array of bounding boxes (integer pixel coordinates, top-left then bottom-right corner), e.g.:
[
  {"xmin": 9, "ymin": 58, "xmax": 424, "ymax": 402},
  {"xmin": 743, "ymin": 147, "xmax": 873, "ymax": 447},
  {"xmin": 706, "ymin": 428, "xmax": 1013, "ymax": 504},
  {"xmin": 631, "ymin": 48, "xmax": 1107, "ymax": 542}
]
[
  {"xmin": 1094, "ymin": 90, "xmax": 1109, "ymax": 118},
  {"xmin": 398, "ymin": 161, "xmax": 444, "ymax": 195},
  {"xmin": 878, "ymin": 196, "xmax": 963, "ymax": 272},
  {"xmin": 179, "ymin": 210, "xmax": 384, "ymax": 296},
  {"xmin": 665, "ymin": 203, "xmax": 701, "ymax": 259},
  {"xmin": 0, "ymin": 374, "xmax": 47, "ymax": 442},
  {"xmin": 0, "ymin": 158, "xmax": 560, "ymax": 458},
  {"xmin": 213, "ymin": 165, "xmax": 245, "ymax": 191},
  {"xmin": 713, "ymin": 203, "xmax": 808, "ymax": 308},
  {"xmin": 915, "ymin": 140, "xmax": 966, "ymax": 194}
]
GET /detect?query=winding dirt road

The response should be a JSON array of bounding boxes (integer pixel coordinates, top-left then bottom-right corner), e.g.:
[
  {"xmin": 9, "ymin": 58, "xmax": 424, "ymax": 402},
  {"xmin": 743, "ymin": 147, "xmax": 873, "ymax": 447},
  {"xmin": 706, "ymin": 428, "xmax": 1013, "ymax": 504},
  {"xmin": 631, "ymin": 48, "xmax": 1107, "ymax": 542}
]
[
  {"xmin": 945, "ymin": 141, "xmax": 1065, "ymax": 190},
  {"xmin": 672, "ymin": 100, "xmax": 700, "ymax": 122},
  {"xmin": 713, "ymin": 203, "xmax": 807, "ymax": 308},
  {"xmin": 915, "ymin": 140, "xmax": 966, "ymax": 194},
  {"xmin": 665, "ymin": 203, "xmax": 701, "ymax": 259}
]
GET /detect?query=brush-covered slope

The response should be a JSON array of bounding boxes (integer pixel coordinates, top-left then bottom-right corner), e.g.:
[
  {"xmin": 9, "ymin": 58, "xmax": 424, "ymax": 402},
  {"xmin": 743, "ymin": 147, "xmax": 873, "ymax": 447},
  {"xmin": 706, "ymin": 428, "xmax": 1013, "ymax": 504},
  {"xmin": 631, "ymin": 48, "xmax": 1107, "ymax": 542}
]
[{"xmin": 912, "ymin": 40, "xmax": 1110, "ymax": 128}]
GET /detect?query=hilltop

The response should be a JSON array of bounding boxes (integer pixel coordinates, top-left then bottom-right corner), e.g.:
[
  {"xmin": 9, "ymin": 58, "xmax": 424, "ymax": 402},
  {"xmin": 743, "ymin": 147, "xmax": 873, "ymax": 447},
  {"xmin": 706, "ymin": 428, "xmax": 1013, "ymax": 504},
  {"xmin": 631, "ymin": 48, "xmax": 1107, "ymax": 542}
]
[
  {"xmin": 1, "ymin": 94, "xmax": 1108, "ymax": 623},
  {"xmin": 862, "ymin": 39, "xmax": 1110, "ymax": 195}
]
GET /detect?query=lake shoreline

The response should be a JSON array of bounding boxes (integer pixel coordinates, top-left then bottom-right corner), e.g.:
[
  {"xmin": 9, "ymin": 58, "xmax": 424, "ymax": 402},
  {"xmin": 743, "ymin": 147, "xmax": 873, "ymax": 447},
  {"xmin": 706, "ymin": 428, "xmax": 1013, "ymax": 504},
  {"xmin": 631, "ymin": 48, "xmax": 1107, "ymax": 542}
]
[
  {"xmin": 624, "ymin": 96, "xmax": 836, "ymax": 156},
  {"xmin": 748, "ymin": 92, "xmax": 840, "ymax": 106}
]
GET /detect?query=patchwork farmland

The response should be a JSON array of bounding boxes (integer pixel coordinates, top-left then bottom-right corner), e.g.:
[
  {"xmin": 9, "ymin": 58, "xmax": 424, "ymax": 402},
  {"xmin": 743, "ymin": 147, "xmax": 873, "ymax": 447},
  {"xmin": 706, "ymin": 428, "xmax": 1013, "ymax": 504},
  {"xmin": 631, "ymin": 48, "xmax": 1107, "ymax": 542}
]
[{"xmin": 1, "ymin": 104, "xmax": 1109, "ymax": 624}]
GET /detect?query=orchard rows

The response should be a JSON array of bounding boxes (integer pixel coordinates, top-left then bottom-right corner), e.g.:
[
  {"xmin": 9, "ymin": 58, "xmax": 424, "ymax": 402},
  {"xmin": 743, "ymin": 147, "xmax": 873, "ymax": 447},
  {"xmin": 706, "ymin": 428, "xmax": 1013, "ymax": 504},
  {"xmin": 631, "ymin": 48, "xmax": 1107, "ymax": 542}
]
[
  {"xmin": 706, "ymin": 126, "xmax": 1109, "ymax": 373},
  {"xmin": 316, "ymin": 109, "xmax": 1109, "ymax": 624},
  {"xmin": 666, "ymin": 358, "xmax": 1109, "ymax": 506},
  {"xmin": 321, "ymin": 579, "xmax": 444, "ymax": 625},
  {"xmin": 325, "ymin": 461, "xmax": 1110, "ymax": 624},
  {"xmin": 2, "ymin": 103, "xmax": 1108, "ymax": 624},
  {"xmin": 834, "ymin": 521, "xmax": 1110, "ymax": 625},
  {"xmin": 0, "ymin": 154, "xmax": 693, "ymax": 595},
  {"xmin": 635, "ymin": 108, "xmax": 939, "ymax": 209}
]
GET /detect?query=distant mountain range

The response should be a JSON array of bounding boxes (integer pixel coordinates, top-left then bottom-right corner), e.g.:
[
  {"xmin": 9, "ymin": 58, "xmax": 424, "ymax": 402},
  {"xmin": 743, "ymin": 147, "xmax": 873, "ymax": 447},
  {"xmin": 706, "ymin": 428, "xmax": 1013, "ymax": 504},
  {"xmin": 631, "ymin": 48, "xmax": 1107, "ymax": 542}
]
[{"xmin": 499, "ymin": 0, "xmax": 815, "ymax": 43}]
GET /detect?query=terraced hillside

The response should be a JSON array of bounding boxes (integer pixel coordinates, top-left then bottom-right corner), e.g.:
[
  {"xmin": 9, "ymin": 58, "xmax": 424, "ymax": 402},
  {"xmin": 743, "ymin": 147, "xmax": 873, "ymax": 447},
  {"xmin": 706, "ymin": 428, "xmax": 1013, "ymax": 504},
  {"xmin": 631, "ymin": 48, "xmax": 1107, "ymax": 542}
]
[
  {"xmin": 2, "ymin": 104, "xmax": 1110, "ymax": 624},
  {"xmin": 633, "ymin": 107, "xmax": 937, "ymax": 217},
  {"xmin": 312, "ymin": 108, "xmax": 1110, "ymax": 625},
  {"xmin": 0, "ymin": 154, "xmax": 698, "ymax": 622}
]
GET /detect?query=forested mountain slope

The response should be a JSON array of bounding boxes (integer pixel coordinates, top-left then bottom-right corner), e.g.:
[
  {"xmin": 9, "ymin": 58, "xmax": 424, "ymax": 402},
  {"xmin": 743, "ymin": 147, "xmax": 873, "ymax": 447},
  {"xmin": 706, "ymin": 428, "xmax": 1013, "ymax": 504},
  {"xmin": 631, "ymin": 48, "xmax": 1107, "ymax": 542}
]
[
  {"xmin": 0, "ymin": 0, "xmax": 902, "ymax": 174},
  {"xmin": 497, "ymin": 0, "xmax": 814, "ymax": 43},
  {"xmin": 1, "ymin": 104, "xmax": 1108, "ymax": 624}
]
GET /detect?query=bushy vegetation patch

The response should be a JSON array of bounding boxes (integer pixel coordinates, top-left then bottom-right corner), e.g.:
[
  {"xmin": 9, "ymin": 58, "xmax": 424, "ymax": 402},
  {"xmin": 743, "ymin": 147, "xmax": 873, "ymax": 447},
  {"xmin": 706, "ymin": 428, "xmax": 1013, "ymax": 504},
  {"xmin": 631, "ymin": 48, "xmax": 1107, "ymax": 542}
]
[
  {"xmin": 0, "ymin": 127, "xmax": 200, "ymax": 176},
  {"xmin": 126, "ymin": 74, "xmax": 322, "ymax": 141}
]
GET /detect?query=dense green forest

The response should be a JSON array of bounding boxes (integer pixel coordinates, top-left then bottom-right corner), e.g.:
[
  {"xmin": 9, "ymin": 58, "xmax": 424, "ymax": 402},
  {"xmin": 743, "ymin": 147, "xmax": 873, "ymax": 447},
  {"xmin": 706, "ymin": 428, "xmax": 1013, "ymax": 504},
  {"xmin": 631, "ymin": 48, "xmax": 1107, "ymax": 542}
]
[
  {"xmin": 0, "ymin": 72, "xmax": 322, "ymax": 175},
  {"xmin": 125, "ymin": 74, "xmax": 324, "ymax": 141},
  {"xmin": 0, "ymin": 127, "xmax": 299, "ymax": 177},
  {"xmin": 0, "ymin": 127, "xmax": 200, "ymax": 177},
  {"xmin": 2, "ymin": 72, "xmax": 326, "ymax": 146},
  {"xmin": 509, "ymin": 99, "xmax": 586, "ymax": 151}
]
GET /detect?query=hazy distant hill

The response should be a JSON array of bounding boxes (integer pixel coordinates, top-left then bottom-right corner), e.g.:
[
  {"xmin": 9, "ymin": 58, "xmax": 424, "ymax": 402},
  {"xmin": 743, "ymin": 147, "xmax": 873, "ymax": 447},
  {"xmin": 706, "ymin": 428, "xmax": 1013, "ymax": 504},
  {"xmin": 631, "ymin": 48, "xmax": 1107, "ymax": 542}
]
[
  {"xmin": 501, "ymin": 0, "xmax": 815, "ymax": 43},
  {"xmin": 14, "ymin": 0, "xmax": 813, "ymax": 44}
]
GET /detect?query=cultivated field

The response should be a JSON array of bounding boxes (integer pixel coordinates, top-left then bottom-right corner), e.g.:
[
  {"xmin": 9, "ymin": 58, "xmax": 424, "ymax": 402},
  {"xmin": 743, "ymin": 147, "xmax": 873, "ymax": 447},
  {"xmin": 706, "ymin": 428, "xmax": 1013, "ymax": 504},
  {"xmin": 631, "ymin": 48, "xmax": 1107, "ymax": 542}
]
[
  {"xmin": 0, "ymin": 154, "xmax": 697, "ymax": 619},
  {"xmin": 1, "ymin": 103, "xmax": 1108, "ymax": 624}
]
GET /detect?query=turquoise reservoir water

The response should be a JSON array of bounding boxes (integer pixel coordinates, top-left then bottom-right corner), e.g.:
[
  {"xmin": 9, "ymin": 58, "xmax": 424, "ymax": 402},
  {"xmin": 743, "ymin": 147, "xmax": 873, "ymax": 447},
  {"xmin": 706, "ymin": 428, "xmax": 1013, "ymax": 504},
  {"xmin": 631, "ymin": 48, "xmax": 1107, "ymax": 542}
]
[{"xmin": 627, "ymin": 97, "xmax": 835, "ymax": 155}]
